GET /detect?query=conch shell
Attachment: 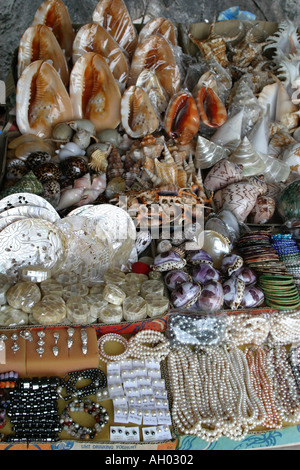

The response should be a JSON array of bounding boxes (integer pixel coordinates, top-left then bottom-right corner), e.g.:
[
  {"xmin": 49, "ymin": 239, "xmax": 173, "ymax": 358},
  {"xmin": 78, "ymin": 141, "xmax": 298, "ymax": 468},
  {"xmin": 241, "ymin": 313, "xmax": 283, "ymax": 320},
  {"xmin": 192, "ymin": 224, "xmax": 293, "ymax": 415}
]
[
  {"xmin": 194, "ymin": 86, "xmax": 227, "ymax": 128},
  {"xmin": 164, "ymin": 90, "xmax": 200, "ymax": 145},
  {"xmin": 18, "ymin": 25, "xmax": 69, "ymax": 86},
  {"xmin": 72, "ymin": 23, "xmax": 129, "ymax": 91},
  {"xmin": 154, "ymin": 152, "xmax": 178, "ymax": 185},
  {"xmin": 194, "ymin": 135, "xmax": 230, "ymax": 169},
  {"xmin": 16, "ymin": 60, "xmax": 73, "ymax": 139},
  {"xmin": 229, "ymin": 136, "xmax": 266, "ymax": 177},
  {"xmin": 69, "ymin": 52, "xmax": 121, "ymax": 133},
  {"xmin": 138, "ymin": 17, "xmax": 177, "ymax": 46},
  {"xmin": 32, "ymin": 0, "xmax": 75, "ymax": 60},
  {"xmin": 120, "ymin": 85, "xmax": 159, "ymax": 138},
  {"xmin": 128, "ymin": 34, "xmax": 181, "ymax": 99},
  {"xmin": 204, "ymin": 159, "xmax": 243, "ymax": 193},
  {"xmin": 136, "ymin": 69, "xmax": 169, "ymax": 117},
  {"xmin": 92, "ymin": 0, "xmax": 138, "ymax": 58}
]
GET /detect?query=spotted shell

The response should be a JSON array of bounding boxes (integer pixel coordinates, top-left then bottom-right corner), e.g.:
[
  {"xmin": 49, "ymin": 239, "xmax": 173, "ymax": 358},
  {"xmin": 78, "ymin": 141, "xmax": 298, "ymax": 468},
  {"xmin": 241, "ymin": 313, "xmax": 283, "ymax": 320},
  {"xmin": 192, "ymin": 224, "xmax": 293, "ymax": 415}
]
[
  {"xmin": 121, "ymin": 85, "xmax": 159, "ymax": 138},
  {"xmin": 59, "ymin": 157, "xmax": 88, "ymax": 180},
  {"xmin": 186, "ymin": 249, "xmax": 213, "ymax": 265},
  {"xmin": 152, "ymin": 250, "xmax": 187, "ymax": 272},
  {"xmin": 33, "ymin": 162, "xmax": 62, "ymax": 183},
  {"xmin": 220, "ymin": 254, "xmax": 244, "ymax": 277},
  {"xmin": 231, "ymin": 266, "xmax": 257, "ymax": 286},
  {"xmin": 223, "ymin": 277, "xmax": 245, "ymax": 310},
  {"xmin": 165, "ymin": 270, "xmax": 191, "ymax": 290},
  {"xmin": 164, "ymin": 90, "xmax": 200, "ymax": 145},
  {"xmin": 170, "ymin": 281, "xmax": 202, "ymax": 309},
  {"xmin": 240, "ymin": 285, "xmax": 264, "ymax": 308},
  {"xmin": 69, "ymin": 52, "xmax": 121, "ymax": 133},
  {"xmin": 25, "ymin": 151, "xmax": 52, "ymax": 170}
]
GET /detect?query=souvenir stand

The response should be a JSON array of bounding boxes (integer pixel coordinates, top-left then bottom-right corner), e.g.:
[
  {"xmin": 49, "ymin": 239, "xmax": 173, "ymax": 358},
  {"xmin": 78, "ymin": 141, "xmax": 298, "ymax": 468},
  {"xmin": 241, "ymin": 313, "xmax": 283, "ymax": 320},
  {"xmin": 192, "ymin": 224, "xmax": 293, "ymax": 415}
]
[{"xmin": 1, "ymin": 0, "xmax": 300, "ymax": 451}]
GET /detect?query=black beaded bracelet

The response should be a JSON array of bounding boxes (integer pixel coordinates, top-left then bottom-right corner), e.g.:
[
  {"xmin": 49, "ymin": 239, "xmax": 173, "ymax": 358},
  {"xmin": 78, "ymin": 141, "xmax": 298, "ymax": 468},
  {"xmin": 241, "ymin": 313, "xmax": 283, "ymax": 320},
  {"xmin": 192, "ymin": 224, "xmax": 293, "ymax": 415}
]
[{"xmin": 58, "ymin": 369, "xmax": 107, "ymax": 401}]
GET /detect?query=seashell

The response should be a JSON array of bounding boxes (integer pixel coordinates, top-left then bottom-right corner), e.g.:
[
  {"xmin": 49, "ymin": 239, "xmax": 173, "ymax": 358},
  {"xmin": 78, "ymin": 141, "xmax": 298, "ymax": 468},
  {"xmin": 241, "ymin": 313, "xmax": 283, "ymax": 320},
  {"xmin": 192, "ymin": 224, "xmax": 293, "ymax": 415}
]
[
  {"xmin": 192, "ymin": 263, "xmax": 221, "ymax": 284},
  {"xmin": 6, "ymin": 159, "xmax": 28, "ymax": 181},
  {"xmin": 69, "ymin": 52, "xmax": 121, "ymax": 133},
  {"xmin": 16, "ymin": 60, "xmax": 73, "ymax": 139},
  {"xmin": 228, "ymin": 81, "xmax": 263, "ymax": 136},
  {"xmin": 105, "ymin": 176, "xmax": 126, "ymax": 200},
  {"xmin": 72, "ymin": 23, "xmax": 129, "ymax": 91},
  {"xmin": 42, "ymin": 178, "xmax": 61, "ymax": 207},
  {"xmin": 52, "ymin": 122, "xmax": 73, "ymax": 143},
  {"xmin": 171, "ymin": 281, "xmax": 202, "ymax": 309},
  {"xmin": 240, "ymin": 286, "xmax": 264, "ymax": 309},
  {"xmin": 136, "ymin": 69, "xmax": 169, "ymax": 118},
  {"xmin": 32, "ymin": 0, "xmax": 75, "ymax": 60},
  {"xmin": 264, "ymin": 20, "xmax": 300, "ymax": 63},
  {"xmin": 196, "ymin": 280, "xmax": 224, "ymax": 313},
  {"xmin": 8, "ymin": 134, "xmax": 45, "ymax": 150},
  {"xmin": 223, "ymin": 277, "xmax": 245, "ymax": 310},
  {"xmin": 194, "ymin": 86, "xmax": 227, "ymax": 128},
  {"xmin": 229, "ymin": 136, "xmax": 266, "ymax": 177},
  {"xmin": 135, "ymin": 230, "xmax": 152, "ymax": 255},
  {"xmin": 98, "ymin": 128, "xmax": 122, "ymax": 147},
  {"xmin": 194, "ymin": 135, "xmax": 230, "ymax": 170},
  {"xmin": 249, "ymin": 196, "xmax": 276, "ymax": 224},
  {"xmin": 92, "ymin": 0, "xmax": 138, "ymax": 58},
  {"xmin": 124, "ymin": 161, "xmax": 141, "ymax": 187},
  {"xmin": 164, "ymin": 90, "xmax": 200, "ymax": 145},
  {"xmin": 17, "ymin": 24, "xmax": 69, "ymax": 86},
  {"xmin": 280, "ymin": 142, "xmax": 300, "ymax": 175},
  {"xmin": 121, "ymin": 85, "xmax": 159, "ymax": 139},
  {"xmin": 204, "ymin": 158, "xmax": 243, "ymax": 193},
  {"xmin": 68, "ymin": 119, "xmax": 96, "ymax": 136},
  {"xmin": 88, "ymin": 149, "xmax": 109, "ymax": 172},
  {"xmin": 107, "ymin": 146, "xmax": 124, "ymax": 181},
  {"xmin": 186, "ymin": 249, "xmax": 213, "ymax": 266},
  {"xmin": 72, "ymin": 130, "xmax": 94, "ymax": 150},
  {"xmin": 56, "ymin": 142, "xmax": 86, "ymax": 161},
  {"xmin": 154, "ymin": 156, "xmax": 178, "ymax": 185},
  {"xmin": 56, "ymin": 188, "xmax": 84, "ymax": 211},
  {"xmin": 258, "ymin": 80, "xmax": 299, "ymax": 129},
  {"xmin": 73, "ymin": 173, "xmax": 91, "ymax": 189},
  {"xmin": 128, "ymin": 34, "xmax": 181, "ymax": 99},
  {"xmin": 231, "ymin": 266, "xmax": 257, "ymax": 286},
  {"xmin": 138, "ymin": 17, "xmax": 177, "ymax": 46},
  {"xmin": 220, "ymin": 254, "xmax": 243, "ymax": 276},
  {"xmin": 152, "ymin": 250, "xmax": 187, "ymax": 272},
  {"xmin": 214, "ymin": 179, "xmax": 266, "ymax": 222},
  {"xmin": 268, "ymin": 129, "xmax": 297, "ymax": 158},
  {"xmin": 156, "ymin": 240, "xmax": 172, "ymax": 254},
  {"xmin": 74, "ymin": 188, "xmax": 102, "ymax": 207},
  {"xmin": 164, "ymin": 270, "xmax": 191, "ymax": 290},
  {"xmin": 24, "ymin": 151, "xmax": 52, "ymax": 170},
  {"xmin": 59, "ymin": 157, "xmax": 88, "ymax": 181},
  {"xmin": 14, "ymin": 140, "xmax": 55, "ymax": 161},
  {"xmin": 247, "ymin": 112, "xmax": 270, "ymax": 156},
  {"xmin": 210, "ymin": 110, "xmax": 244, "ymax": 146},
  {"xmin": 91, "ymin": 173, "xmax": 106, "ymax": 193},
  {"xmin": 0, "ymin": 172, "xmax": 44, "ymax": 198},
  {"xmin": 277, "ymin": 180, "xmax": 300, "ymax": 220},
  {"xmin": 33, "ymin": 162, "xmax": 62, "ymax": 183},
  {"xmin": 188, "ymin": 23, "xmax": 229, "ymax": 68}
]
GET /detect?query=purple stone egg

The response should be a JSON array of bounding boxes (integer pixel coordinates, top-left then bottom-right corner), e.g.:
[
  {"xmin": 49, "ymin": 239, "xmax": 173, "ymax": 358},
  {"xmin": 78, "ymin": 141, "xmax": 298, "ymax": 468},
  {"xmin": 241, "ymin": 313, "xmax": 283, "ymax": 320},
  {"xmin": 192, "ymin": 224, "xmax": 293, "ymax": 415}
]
[
  {"xmin": 231, "ymin": 266, "xmax": 257, "ymax": 286},
  {"xmin": 192, "ymin": 263, "xmax": 221, "ymax": 284},
  {"xmin": 220, "ymin": 254, "xmax": 243, "ymax": 276},
  {"xmin": 153, "ymin": 250, "xmax": 186, "ymax": 272},
  {"xmin": 197, "ymin": 280, "xmax": 224, "ymax": 313},
  {"xmin": 240, "ymin": 286, "xmax": 264, "ymax": 308},
  {"xmin": 171, "ymin": 282, "xmax": 202, "ymax": 309},
  {"xmin": 165, "ymin": 270, "xmax": 191, "ymax": 290},
  {"xmin": 223, "ymin": 277, "xmax": 245, "ymax": 310},
  {"xmin": 186, "ymin": 249, "xmax": 213, "ymax": 265}
]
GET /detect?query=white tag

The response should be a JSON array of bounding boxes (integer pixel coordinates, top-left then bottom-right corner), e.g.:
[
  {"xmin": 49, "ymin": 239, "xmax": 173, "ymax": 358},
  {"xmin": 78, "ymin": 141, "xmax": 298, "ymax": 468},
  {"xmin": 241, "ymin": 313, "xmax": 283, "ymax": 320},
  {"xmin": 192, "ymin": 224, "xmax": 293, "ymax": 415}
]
[
  {"xmin": 125, "ymin": 387, "xmax": 140, "ymax": 398},
  {"xmin": 107, "ymin": 373, "xmax": 122, "ymax": 385},
  {"xmin": 113, "ymin": 396, "xmax": 128, "ymax": 408},
  {"xmin": 156, "ymin": 409, "xmax": 172, "ymax": 426},
  {"xmin": 151, "ymin": 378, "xmax": 165, "ymax": 389},
  {"xmin": 156, "ymin": 398, "xmax": 169, "ymax": 410},
  {"xmin": 121, "ymin": 369, "xmax": 136, "ymax": 380},
  {"xmin": 145, "ymin": 358, "xmax": 160, "ymax": 370},
  {"xmin": 142, "ymin": 427, "xmax": 157, "ymax": 441},
  {"xmin": 148, "ymin": 368, "xmax": 161, "ymax": 379},
  {"xmin": 132, "ymin": 359, "xmax": 145, "ymax": 369},
  {"xmin": 128, "ymin": 407, "xmax": 143, "ymax": 425},
  {"xmin": 108, "ymin": 383, "xmax": 124, "ymax": 398},
  {"xmin": 139, "ymin": 385, "xmax": 153, "ymax": 396},
  {"xmin": 107, "ymin": 362, "xmax": 120, "ymax": 375},
  {"xmin": 137, "ymin": 376, "xmax": 152, "ymax": 387},
  {"xmin": 110, "ymin": 426, "xmax": 126, "ymax": 441},
  {"xmin": 134, "ymin": 366, "xmax": 148, "ymax": 377},
  {"xmin": 124, "ymin": 427, "xmax": 140, "ymax": 442},
  {"xmin": 114, "ymin": 406, "xmax": 129, "ymax": 424},
  {"xmin": 153, "ymin": 388, "xmax": 168, "ymax": 399},
  {"xmin": 120, "ymin": 358, "xmax": 132, "ymax": 371},
  {"xmin": 156, "ymin": 425, "xmax": 172, "ymax": 441},
  {"xmin": 123, "ymin": 377, "xmax": 138, "ymax": 389},
  {"xmin": 143, "ymin": 409, "xmax": 158, "ymax": 426}
]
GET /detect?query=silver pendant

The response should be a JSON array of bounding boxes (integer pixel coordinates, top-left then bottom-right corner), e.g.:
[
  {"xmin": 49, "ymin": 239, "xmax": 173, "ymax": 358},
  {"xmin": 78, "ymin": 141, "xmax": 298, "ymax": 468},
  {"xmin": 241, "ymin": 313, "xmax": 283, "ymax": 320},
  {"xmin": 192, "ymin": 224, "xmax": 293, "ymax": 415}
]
[
  {"xmin": 36, "ymin": 347, "xmax": 44, "ymax": 357},
  {"xmin": 52, "ymin": 346, "xmax": 59, "ymax": 357}
]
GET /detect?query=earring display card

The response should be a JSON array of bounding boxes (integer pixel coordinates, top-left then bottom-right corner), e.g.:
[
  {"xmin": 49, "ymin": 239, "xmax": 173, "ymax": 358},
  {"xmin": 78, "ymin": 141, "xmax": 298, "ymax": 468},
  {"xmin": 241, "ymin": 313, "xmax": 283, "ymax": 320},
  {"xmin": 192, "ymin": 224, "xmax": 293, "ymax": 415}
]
[{"xmin": 0, "ymin": 330, "xmax": 26, "ymax": 375}]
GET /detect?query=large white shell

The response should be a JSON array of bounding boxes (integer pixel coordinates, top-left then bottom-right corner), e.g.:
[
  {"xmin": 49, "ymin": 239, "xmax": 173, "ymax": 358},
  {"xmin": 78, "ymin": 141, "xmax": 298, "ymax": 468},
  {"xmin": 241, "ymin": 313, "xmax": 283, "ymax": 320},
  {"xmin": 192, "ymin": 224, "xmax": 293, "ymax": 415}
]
[
  {"xmin": 229, "ymin": 136, "xmax": 266, "ymax": 177},
  {"xmin": 194, "ymin": 134, "xmax": 230, "ymax": 169},
  {"xmin": 210, "ymin": 110, "xmax": 244, "ymax": 146}
]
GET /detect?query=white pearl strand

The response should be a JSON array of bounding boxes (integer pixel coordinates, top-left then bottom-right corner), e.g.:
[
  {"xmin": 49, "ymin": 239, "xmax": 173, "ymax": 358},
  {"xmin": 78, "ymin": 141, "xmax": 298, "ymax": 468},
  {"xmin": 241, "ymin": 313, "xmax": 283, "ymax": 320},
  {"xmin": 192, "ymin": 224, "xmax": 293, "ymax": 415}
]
[
  {"xmin": 127, "ymin": 330, "xmax": 170, "ymax": 361},
  {"xmin": 269, "ymin": 311, "xmax": 300, "ymax": 345},
  {"xmin": 225, "ymin": 313, "xmax": 270, "ymax": 346},
  {"xmin": 167, "ymin": 344, "xmax": 266, "ymax": 442},
  {"xmin": 266, "ymin": 345, "xmax": 300, "ymax": 425}
]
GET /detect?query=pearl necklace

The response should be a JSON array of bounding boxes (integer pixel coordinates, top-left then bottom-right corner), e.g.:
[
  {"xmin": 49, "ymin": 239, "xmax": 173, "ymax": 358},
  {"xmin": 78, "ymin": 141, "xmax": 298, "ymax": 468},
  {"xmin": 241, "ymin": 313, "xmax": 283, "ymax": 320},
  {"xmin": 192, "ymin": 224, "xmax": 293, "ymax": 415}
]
[
  {"xmin": 269, "ymin": 311, "xmax": 300, "ymax": 345},
  {"xmin": 98, "ymin": 334, "xmax": 130, "ymax": 363},
  {"xmin": 167, "ymin": 344, "xmax": 266, "ymax": 442},
  {"xmin": 225, "ymin": 313, "xmax": 270, "ymax": 346},
  {"xmin": 127, "ymin": 330, "xmax": 170, "ymax": 361},
  {"xmin": 266, "ymin": 345, "xmax": 300, "ymax": 424}
]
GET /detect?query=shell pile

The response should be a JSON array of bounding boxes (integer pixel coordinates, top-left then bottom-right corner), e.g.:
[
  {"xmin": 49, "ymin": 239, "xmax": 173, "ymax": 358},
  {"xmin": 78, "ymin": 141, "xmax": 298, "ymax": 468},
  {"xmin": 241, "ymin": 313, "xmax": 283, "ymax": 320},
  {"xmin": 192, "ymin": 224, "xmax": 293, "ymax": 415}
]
[{"xmin": 3, "ymin": 0, "xmax": 300, "ymax": 226}]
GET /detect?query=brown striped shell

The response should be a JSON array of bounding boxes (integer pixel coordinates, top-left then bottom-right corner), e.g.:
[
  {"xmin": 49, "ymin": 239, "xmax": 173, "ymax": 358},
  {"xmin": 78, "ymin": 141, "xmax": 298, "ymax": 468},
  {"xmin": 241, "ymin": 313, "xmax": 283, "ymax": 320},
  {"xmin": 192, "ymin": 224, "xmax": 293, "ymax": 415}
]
[
  {"xmin": 69, "ymin": 52, "xmax": 121, "ymax": 133},
  {"xmin": 16, "ymin": 60, "xmax": 73, "ymax": 139},
  {"xmin": 121, "ymin": 85, "xmax": 159, "ymax": 138},
  {"xmin": 138, "ymin": 17, "xmax": 177, "ymax": 46},
  {"xmin": 92, "ymin": 0, "xmax": 138, "ymax": 58},
  {"xmin": 72, "ymin": 23, "xmax": 129, "ymax": 91},
  {"xmin": 32, "ymin": 0, "xmax": 75, "ymax": 60},
  {"xmin": 18, "ymin": 25, "xmax": 69, "ymax": 86},
  {"xmin": 164, "ymin": 90, "xmax": 200, "ymax": 145}
]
